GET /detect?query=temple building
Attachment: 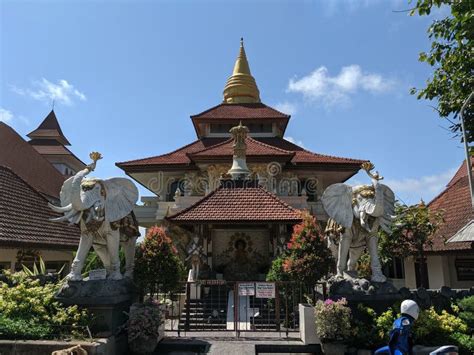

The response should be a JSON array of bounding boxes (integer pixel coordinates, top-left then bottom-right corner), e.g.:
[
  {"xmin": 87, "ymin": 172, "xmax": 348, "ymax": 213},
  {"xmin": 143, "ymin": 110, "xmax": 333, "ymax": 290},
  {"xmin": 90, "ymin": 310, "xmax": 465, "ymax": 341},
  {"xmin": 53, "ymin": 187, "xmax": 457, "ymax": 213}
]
[
  {"xmin": 27, "ymin": 110, "xmax": 86, "ymax": 177},
  {"xmin": 0, "ymin": 112, "xmax": 83, "ymax": 272},
  {"xmin": 402, "ymin": 158, "xmax": 474, "ymax": 289},
  {"xmin": 117, "ymin": 40, "xmax": 366, "ymax": 280}
]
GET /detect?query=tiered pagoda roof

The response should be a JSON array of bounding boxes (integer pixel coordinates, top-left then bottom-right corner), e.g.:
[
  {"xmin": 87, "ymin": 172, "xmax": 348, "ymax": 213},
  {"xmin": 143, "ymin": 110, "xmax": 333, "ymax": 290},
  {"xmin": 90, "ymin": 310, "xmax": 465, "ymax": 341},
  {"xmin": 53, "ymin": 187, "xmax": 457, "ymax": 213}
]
[{"xmin": 117, "ymin": 39, "xmax": 365, "ymax": 178}]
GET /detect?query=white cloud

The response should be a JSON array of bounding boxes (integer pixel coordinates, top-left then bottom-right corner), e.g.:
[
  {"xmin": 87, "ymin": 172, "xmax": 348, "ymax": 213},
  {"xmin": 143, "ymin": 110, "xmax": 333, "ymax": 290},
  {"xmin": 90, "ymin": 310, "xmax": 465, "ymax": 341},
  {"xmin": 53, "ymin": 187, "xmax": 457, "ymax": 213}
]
[
  {"xmin": 284, "ymin": 136, "xmax": 306, "ymax": 149},
  {"xmin": 385, "ymin": 168, "xmax": 457, "ymax": 204},
  {"xmin": 11, "ymin": 78, "xmax": 86, "ymax": 106},
  {"xmin": 0, "ymin": 108, "xmax": 14, "ymax": 123},
  {"xmin": 274, "ymin": 101, "xmax": 297, "ymax": 116},
  {"xmin": 287, "ymin": 65, "xmax": 394, "ymax": 107}
]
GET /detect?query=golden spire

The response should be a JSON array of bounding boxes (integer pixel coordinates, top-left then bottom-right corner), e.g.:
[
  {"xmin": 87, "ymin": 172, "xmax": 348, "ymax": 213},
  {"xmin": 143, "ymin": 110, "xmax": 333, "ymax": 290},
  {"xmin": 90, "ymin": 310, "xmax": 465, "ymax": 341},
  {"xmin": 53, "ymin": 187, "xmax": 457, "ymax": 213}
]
[{"xmin": 223, "ymin": 38, "xmax": 261, "ymax": 104}]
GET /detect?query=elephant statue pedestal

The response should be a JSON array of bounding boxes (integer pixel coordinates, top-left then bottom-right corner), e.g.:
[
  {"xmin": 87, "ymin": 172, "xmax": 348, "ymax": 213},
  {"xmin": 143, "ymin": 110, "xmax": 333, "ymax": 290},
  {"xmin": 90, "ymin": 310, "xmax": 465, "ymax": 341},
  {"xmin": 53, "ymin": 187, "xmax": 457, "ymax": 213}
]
[
  {"xmin": 55, "ymin": 278, "xmax": 138, "ymax": 337},
  {"xmin": 327, "ymin": 276, "xmax": 403, "ymax": 313}
]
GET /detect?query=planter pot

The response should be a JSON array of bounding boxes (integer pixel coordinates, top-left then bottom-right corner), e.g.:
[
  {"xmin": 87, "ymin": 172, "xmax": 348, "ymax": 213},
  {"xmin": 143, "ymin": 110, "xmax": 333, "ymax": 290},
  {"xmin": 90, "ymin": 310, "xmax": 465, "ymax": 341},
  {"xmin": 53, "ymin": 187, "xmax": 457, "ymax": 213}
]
[
  {"xmin": 322, "ymin": 342, "xmax": 347, "ymax": 355},
  {"xmin": 129, "ymin": 336, "xmax": 159, "ymax": 355},
  {"xmin": 127, "ymin": 302, "xmax": 164, "ymax": 354}
]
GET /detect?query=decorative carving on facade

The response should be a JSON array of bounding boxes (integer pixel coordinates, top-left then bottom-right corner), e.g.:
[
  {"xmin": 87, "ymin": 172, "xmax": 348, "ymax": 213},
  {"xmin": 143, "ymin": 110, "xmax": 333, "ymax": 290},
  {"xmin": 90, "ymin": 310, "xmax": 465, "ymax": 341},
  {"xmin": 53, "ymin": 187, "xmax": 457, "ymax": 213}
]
[{"xmin": 185, "ymin": 234, "xmax": 206, "ymax": 281}]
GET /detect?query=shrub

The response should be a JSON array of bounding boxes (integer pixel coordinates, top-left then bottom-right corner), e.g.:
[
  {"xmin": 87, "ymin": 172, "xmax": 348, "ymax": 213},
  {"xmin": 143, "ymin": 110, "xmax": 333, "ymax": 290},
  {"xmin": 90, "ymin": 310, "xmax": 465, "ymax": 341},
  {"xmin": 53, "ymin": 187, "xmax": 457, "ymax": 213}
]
[
  {"xmin": 458, "ymin": 295, "xmax": 474, "ymax": 330},
  {"xmin": 0, "ymin": 271, "xmax": 90, "ymax": 340},
  {"xmin": 413, "ymin": 307, "xmax": 473, "ymax": 355},
  {"xmin": 314, "ymin": 298, "xmax": 351, "ymax": 341},
  {"xmin": 134, "ymin": 226, "xmax": 186, "ymax": 296},
  {"xmin": 267, "ymin": 211, "xmax": 334, "ymax": 285},
  {"xmin": 348, "ymin": 303, "xmax": 384, "ymax": 349}
]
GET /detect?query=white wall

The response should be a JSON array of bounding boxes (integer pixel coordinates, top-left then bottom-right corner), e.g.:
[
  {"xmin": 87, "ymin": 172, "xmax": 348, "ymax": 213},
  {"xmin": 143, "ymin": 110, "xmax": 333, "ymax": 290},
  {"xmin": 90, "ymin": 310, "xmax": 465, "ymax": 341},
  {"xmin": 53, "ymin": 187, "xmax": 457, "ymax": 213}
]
[{"xmin": 0, "ymin": 247, "xmax": 74, "ymax": 272}]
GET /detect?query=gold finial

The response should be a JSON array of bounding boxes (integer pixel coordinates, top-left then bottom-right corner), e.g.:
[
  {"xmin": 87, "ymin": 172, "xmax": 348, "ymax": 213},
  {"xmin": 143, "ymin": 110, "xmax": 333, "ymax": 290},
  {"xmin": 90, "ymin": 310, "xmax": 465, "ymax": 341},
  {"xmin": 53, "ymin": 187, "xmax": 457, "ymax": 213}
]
[
  {"xmin": 223, "ymin": 38, "xmax": 261, "ymax": 104},
  {"xmin": 361, "ymin": 162, "xmax": 383, "ymax": 181},
  {"xmin": 89, "ymin": 151, "xmax": 103, "ymax": 163}
]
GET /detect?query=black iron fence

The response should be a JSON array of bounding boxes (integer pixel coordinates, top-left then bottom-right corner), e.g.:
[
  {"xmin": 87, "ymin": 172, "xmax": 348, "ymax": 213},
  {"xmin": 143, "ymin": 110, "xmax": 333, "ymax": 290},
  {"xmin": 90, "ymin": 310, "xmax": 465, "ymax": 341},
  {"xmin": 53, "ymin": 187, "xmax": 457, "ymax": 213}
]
[{"xmin": 153, "ymin": 280, "xmax": 327, "ymax": 337}]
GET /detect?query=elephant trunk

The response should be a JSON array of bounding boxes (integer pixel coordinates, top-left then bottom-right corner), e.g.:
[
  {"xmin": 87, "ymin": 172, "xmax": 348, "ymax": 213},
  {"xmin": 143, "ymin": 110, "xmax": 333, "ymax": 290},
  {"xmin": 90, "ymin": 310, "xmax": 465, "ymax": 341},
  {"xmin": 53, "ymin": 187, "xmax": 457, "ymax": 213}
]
[
  {"xmin": 70, "ymin": 168, "xmax": 91, "ymax": 211},
  {"xmin": 371, "ymin": 180, "xmax": 385, "ymax": 217}
]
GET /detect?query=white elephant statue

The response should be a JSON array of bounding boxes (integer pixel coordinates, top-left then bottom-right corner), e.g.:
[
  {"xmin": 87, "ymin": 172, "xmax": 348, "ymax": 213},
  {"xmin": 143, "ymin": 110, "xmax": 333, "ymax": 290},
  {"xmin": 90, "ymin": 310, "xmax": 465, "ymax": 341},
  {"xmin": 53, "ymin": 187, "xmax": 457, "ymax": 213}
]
[
  {"xmin": 321, "ymin": 162, "xmax": 395, "ymax": 283},
  {"xmin": 49, "ymin": 152, "xmax": 140, "ymax": 281}
]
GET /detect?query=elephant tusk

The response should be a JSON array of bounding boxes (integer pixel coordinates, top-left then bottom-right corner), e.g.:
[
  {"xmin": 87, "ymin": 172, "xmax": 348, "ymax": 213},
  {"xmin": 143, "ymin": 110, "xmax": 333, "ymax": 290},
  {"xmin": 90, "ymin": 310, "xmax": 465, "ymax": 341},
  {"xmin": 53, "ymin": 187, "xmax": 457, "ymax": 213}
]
[
  {"xmin": 48, "ymin": 203, "xmax": 72, "ymax": 213},
  {"xmin": 49, "ymin": 215, "xmax": 70, "ymax": 223}
]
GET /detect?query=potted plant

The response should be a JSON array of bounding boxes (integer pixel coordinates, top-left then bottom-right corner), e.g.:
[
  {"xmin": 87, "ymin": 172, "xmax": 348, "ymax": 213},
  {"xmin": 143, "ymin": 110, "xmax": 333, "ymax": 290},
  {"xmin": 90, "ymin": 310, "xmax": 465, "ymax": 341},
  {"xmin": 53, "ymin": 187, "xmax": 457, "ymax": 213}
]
[
  {"xmin": 314, "ymin": 298, "xmax": 351, "ymax": 354},
  {"xmin": 127, "ymin": 299, "xmax": 164, "ymax": 354}
]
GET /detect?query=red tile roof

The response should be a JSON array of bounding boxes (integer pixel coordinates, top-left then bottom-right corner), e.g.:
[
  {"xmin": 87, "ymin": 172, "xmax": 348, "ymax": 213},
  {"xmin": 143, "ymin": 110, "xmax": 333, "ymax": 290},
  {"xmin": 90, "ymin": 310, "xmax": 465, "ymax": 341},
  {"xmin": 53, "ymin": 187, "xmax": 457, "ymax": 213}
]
[
  {"xmin": 167, "ymin": 182, "xmax": 302, "ymax": 224},
  {"xmin": 447, "ymin": 157, "xmax": 473, "ymax": 187},
  {"xmin": 188, "ymin": 136, "xmax": 295, "ymax": 162},
  {"xmin": 0, "ymin": 166, "xmax": 80, "ymax": 249},
  {"xmin": 0, "ymin": 122, "xmax": 65, "ymax": 198},
  {"xmin": 191, "ymin": 103, "xmax": 290, "ymax": 120},
  {"xmin": 117, "ymin": 137, "xmax": 364, "ymax": 170},
  {"xmin": 427, "ymin": 165, "xmax": 474, "ymax": 252}
]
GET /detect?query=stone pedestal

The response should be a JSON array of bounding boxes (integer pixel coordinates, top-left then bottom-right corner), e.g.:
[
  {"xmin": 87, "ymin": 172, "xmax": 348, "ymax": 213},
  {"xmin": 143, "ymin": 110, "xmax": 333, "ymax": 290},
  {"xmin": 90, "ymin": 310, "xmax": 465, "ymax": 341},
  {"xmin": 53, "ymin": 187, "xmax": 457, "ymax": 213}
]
[
  {"xmin": 55, "ymin": 278, "xmax": 137, "ymax": 335},
  {"xmin": 299, "ymin": 303, "xmax": 320, "ymax": 345},
  {"xmin": 328, "ymin": 276, "xmax": 402, "ymax": 313}
]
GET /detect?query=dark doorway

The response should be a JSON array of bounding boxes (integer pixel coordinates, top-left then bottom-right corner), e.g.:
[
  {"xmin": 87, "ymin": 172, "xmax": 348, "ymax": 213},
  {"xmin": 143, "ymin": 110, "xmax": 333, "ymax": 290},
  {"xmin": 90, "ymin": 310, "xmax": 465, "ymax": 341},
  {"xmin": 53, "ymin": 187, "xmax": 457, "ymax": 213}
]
[{"xmin": 414, "ymin": 259, "xmax": 429, "ymax": 288}]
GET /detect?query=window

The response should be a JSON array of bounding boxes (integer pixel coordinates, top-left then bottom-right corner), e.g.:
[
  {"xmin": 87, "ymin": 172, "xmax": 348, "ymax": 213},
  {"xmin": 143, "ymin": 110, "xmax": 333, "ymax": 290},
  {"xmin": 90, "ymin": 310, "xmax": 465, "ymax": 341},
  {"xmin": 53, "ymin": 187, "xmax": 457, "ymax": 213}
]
[
  {"xmin": 209, "ymin": 124, "xmax": 234, "ymax": 134},
  {"xmin": 455, "ymin": 258, "xmax": 474, "ymax": 281},
  {"xmin": 209, "ymin": 123, "xmax": 273, "ymax": 134},
  {"xmin": 247, "ymin": 123, "xmax": 272, "ymax": 133},
  {"xmin": 383, "ymin": 257, "xmax": 405, "ymax": 279}
]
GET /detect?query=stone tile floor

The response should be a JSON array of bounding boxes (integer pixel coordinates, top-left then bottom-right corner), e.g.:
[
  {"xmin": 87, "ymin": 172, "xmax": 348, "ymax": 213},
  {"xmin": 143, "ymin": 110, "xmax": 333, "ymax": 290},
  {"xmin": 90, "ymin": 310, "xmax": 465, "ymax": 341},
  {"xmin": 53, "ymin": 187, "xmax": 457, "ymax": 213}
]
[{"xmin": 156, "ymin": 332, "xmax": 318, "ymax": 355}]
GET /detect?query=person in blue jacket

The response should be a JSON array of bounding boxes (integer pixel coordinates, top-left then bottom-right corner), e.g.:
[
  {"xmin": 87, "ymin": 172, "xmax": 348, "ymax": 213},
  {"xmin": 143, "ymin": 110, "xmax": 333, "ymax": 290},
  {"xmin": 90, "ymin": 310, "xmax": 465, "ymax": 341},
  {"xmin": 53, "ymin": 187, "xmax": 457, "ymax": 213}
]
[{"xmin": 374, "ymin": 300, "xmax": 420, "ymax": 355}]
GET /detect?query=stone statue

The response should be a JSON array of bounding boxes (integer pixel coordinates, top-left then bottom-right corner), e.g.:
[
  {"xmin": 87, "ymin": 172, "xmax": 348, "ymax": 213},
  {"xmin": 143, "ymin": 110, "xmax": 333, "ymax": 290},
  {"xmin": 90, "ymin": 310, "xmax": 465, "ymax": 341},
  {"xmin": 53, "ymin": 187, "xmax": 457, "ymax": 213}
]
[
  {"xmin": 49, "ymin": 152, "xmax": 140, "ymax": 281},
  {"xmin": 185, "ymin": 235, "xmax": 205, "ymax": 281},
  {"xmin": 321, "ymin": 162, "xmax": 395, "ymax": 283}
]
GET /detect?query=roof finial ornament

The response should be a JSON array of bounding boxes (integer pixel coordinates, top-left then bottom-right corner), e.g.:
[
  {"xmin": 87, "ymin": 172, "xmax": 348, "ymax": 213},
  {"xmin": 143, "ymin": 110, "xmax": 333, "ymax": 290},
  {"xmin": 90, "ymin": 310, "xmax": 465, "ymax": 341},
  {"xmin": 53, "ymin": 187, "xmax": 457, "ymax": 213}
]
[
  {"xmin": 222, "ymin": 38, "xmax": 261, "ymax": 104},
  {"xmin": 227, "ymin": 121, "xmax": 250, "ymax": 180}
]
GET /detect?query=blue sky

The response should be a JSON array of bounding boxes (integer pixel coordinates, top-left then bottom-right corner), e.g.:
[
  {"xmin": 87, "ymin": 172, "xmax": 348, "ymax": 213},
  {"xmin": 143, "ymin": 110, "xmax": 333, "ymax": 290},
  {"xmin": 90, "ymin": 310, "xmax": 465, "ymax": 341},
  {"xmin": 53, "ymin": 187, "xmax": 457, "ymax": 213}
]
[{"xmin": 0, "ymin": 0, "xmax": 463, "ymax": 205}]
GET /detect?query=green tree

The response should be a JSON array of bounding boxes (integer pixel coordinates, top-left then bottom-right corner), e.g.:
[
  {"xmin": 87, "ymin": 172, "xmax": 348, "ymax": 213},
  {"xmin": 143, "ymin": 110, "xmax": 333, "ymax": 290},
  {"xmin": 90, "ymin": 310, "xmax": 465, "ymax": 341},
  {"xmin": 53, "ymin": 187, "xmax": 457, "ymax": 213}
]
[
  {"xmin": 134, "ymin": 226, "xmax": 186, "ymax": 297},
  {"xmin": 410, "ymin": 0, "xmax": 474, "ymax": 142},
  {"xmin": 380, "ymin": 201, "xmax": 443, "ymax": 288},
  {"xmin": 267, "ymin": 211, "xmax": 334, "ymax": 286}
]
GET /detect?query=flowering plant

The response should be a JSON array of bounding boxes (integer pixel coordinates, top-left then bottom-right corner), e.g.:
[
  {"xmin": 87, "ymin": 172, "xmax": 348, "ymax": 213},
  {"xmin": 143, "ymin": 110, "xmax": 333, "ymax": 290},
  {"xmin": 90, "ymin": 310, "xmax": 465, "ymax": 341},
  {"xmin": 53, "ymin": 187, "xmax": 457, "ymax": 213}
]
[
  {"xmin": 267, "ymin": 211, "xmax": 334, "ymax": 285},
  {"xmin": 314, "ymin": 298, "xmax": 351, "ymax": 341},
  {"xmin": 134, "ymin": 226, "xmax": 185, "ymax": 296}
]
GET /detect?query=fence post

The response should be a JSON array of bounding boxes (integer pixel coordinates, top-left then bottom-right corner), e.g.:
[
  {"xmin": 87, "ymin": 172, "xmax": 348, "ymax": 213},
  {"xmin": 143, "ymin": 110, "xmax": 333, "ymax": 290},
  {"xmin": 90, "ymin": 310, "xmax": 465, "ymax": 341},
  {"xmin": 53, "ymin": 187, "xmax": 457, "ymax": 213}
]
[
  {"xmin": 185, "ymin": 282, "xmax": 191, "ymax": 331},
  {"xmin": 234, "ymin": 282, "xmax": 239, "ymax": 338},
  {"xmin": 275, "ymin": 282, "xmax": 280, "ymax": 332}
]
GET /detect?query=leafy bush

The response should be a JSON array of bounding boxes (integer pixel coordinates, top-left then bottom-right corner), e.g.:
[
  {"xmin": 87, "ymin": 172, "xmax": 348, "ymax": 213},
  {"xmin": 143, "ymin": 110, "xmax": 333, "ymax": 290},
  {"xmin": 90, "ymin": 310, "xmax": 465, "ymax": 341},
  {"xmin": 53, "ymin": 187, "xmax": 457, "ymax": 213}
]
[
  {"xmin": 0, "ymin": 271, "xmax": 90, "ymax": 340},
  {"xmin": 458, "ymin": 295, "xmax": 474, "ymax": 330},
  {"xmin": 348, "ymin": 303, "xmax": 383, "ymax": 349},
  {"xmin": 267, "ymin": 211, "xmax": 334, "ymax": 285},
  {"xmin": 134, "ymin": 226, "xmax": 186, "ymax": 296},
  {"xmin": 314, "ymin": 298, "xmax": 351, "ymax": 341},
  {"xmin": 414, "ymin": 307, "xmax": 473, "ymax": 355}
]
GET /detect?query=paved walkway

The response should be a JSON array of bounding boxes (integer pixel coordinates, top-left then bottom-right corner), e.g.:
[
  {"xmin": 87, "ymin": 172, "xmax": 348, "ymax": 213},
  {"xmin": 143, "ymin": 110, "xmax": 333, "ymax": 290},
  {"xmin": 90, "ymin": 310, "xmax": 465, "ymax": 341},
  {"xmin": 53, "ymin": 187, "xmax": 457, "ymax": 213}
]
[{"xmin": 157, "ymin": 331, "xmax": 316, "ymax": 355}]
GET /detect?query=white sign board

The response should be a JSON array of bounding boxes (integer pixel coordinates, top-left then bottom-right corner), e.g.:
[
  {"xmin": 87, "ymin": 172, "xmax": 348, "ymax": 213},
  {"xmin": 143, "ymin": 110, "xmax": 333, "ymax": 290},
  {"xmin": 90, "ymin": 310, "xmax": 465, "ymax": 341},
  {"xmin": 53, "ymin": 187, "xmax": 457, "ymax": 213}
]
[
  {"xmin": 88, "ymin": 268, "xmax": 107, "ymax": 280},
  {"xmin": 238, "ymin": 282, "xmax": 255, "ymax": 296},
  {"xmin": 256, "ymin": 282, "xmax": 276, "ymax": 298}
]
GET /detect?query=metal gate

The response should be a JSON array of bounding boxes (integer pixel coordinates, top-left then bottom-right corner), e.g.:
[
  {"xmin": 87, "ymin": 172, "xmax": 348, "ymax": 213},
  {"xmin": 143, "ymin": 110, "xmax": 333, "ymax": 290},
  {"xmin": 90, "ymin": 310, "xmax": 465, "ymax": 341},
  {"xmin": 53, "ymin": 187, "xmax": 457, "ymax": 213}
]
[{"xmin": 162, "ymin": 280, "xmax": 326, "ymax": 337}]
